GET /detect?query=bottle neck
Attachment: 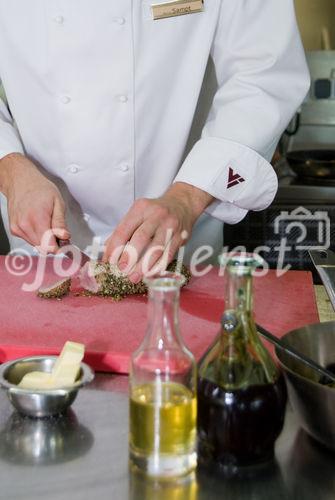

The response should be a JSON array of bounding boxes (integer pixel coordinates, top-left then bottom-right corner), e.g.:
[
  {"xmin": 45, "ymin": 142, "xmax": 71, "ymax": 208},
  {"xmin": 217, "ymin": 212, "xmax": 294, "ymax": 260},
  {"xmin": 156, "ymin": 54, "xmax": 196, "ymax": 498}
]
[
  {"xmin": 145, "ymin": 286, "xmax": 182, "ymax": 349},
  {"xmin": 198, "ymin": 254, "xmax": 279, "ymax": 387},
  {"xmin": 225, "ymin": 268, "xmax": 253, "ymax": 315}
]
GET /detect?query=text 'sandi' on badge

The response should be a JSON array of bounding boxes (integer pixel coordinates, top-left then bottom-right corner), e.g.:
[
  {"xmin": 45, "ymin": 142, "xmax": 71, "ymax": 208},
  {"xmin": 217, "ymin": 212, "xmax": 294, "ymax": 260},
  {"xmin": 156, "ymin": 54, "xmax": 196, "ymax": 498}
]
[{"xmin": 151, "ymin": 0, "xmax": 204, "ymax": 20}]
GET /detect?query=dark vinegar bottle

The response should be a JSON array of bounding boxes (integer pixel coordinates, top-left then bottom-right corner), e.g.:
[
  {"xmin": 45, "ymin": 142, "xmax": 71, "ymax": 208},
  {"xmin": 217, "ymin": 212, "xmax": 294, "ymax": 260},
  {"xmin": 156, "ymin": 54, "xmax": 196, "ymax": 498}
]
[{"xmin": 197, "ymin": 253, "xmax": 287, "ymax": 469}]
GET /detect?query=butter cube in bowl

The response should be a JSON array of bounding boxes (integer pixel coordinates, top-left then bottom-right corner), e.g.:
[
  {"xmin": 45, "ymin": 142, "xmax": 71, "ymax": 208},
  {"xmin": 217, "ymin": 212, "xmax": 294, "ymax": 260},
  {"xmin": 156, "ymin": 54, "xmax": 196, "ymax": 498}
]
[{"xmin": 0, "ymin": 342, "xmax": 94, "ymax": 417}]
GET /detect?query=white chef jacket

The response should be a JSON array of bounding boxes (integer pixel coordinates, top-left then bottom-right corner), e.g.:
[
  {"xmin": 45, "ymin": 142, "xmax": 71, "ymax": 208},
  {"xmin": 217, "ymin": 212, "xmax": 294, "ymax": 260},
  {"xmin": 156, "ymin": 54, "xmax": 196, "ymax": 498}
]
[{"xmin": 0, "ymin": 0, "xmax": 310, "ymax": 255}]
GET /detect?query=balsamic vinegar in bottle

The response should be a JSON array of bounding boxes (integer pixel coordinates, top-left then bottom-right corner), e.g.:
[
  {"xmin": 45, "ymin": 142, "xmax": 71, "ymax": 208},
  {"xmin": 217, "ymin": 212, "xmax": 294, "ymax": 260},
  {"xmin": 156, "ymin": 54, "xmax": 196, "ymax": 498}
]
[{"xmin": 197, "ymin": 254, "xmax": 287, "ymax": 468}]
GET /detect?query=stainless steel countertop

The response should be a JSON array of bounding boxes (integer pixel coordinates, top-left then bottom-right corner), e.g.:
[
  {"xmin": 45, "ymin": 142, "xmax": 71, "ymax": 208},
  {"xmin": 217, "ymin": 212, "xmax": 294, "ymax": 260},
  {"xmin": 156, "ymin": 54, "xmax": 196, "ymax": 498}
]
[{"xmin": 0, "ymin": 373, "xmax": 334, "ymax": 500}]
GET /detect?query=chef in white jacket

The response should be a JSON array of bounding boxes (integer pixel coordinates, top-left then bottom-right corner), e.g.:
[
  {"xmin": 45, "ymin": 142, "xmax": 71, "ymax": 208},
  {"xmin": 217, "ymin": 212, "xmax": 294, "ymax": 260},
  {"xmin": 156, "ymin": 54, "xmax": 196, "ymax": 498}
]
[{"xmin": 0, "ymin": 0, "xmax": 309, "ymax": 283}]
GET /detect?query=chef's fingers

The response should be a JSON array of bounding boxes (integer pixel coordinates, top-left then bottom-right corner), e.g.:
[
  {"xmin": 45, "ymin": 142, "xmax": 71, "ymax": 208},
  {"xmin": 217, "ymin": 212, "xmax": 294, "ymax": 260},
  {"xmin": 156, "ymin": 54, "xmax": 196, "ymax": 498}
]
[
  {"xmin": 32, "ymin": 198, "xmax": 69, "ymax": 254},
  {"xmin": 104, "ymin": 242, "xmax": 125, "ymax": 266},
  {"xmin": 9, "ymin": 218, "xmax": 38, "ymax": 247},
  {"xmin": 51, "ymin": 197, "xmax": 71, "ymax": 241},
  {"xmin": 118, "ymin": 219, "xmax": 159, "ymax": 272},
  {"xmin": 9, "ymin": 207, "xmax": 51, "ymax": 249},
  {"xmin": 129, "ymin": 229, "xmax": 180, "ymax": 283},
  {"xmin": 8, "ymin": 194, "xmax": 68, "ymax": 253},
  {"xmin": 103, "ymin": 205, "xmax": 144, "ymax": 263},
  {"xmin": 11, "ymin": 221, "xmax": 57, "ymax": 255},
  {"xmin": 131, "ymin": 226, "xmax": 174, "ymax": 278},
  {"xmin": 18, "ymin": 202, "xmax": 65, "ymax": 255},
  {"xmin": 31, "ymin": 212, "xmax": 59, "ymax": 253},
  {"xmin": 150, "ymin": 234, "xmax": 182, "ymax": 274}
]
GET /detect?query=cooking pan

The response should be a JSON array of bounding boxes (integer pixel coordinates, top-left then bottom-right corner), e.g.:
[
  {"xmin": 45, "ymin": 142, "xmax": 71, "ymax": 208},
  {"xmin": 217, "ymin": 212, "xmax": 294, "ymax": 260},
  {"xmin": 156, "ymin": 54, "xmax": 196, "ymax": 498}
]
[
  {"xmin": 274, "ymin": 250, "xmax": 335, "ymax": 450},
  {"xmin": 286, "ymin": 150, "xmax": 335, "ymax": 179}
]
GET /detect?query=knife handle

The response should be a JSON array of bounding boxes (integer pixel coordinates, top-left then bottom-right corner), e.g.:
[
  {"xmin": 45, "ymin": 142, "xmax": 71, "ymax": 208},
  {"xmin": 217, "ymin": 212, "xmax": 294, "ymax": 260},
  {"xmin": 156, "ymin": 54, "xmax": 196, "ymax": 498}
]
[{"xmin": 56, "ymin": 238, "xmax": 70, "ymax": 248}]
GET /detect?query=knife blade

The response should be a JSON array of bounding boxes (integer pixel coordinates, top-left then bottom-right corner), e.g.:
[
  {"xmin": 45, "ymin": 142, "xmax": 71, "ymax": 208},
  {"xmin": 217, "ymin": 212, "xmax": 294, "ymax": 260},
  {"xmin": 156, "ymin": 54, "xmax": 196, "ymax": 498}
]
[
  {"xmin": 57, "ymin": 239, "xmax": 100, "ymax": 293},
  {"xmin": 309, "ymin": 249, "xmax": 335, "ymax": 312},
  {"xmin": 57, "ymin": 239, "xmax": 91, "ymax": 268}
]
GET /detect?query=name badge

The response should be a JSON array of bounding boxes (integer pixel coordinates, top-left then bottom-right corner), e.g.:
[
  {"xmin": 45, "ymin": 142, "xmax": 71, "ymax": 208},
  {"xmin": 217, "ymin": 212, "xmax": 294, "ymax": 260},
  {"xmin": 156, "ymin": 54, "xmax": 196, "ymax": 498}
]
[{"xmin": 151, "ymin": 0, "xmax": 204, "ymax": 20}]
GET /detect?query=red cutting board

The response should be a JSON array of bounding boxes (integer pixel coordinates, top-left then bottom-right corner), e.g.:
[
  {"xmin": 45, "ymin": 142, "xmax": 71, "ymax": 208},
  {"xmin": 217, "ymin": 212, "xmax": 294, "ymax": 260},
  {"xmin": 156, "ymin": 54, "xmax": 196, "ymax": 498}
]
[{"xmin": 0, "ymin": 257, "xmax": 319, "ymax": 373}]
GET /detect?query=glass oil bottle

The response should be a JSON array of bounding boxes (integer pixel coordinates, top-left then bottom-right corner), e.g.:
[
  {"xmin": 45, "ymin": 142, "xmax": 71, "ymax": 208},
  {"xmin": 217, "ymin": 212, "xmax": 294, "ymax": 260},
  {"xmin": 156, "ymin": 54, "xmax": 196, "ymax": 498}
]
[
  {"xmin": 129, "ymin": 273, "xmax": 197, "ymax": 478},
  {"xmin": 197, "ymin": 253, "xmax": 287, "ymax": 469}
]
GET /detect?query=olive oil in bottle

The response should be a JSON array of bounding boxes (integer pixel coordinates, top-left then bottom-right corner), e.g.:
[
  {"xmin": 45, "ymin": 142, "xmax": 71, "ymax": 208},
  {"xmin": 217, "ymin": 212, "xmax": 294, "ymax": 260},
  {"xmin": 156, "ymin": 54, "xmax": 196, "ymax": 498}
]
[
  {"xmin": 129, "ymin": 273, "xmax": 197, "ymax": 478},
  {"xmin": 130, "ymin": 382, "xmax": 196, "ymax": 455}
]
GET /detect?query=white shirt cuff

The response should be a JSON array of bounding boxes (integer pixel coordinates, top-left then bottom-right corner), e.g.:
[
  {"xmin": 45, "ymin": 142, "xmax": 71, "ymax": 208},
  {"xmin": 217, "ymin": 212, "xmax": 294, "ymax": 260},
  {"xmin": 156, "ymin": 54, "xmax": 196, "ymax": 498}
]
[
  {"xmin": 174, "ymin": 137, "xmax": 278, "ymax": 223},
  {"xmin": 205, "ymin": 199, "xmax": 248, "ymax": 224}
]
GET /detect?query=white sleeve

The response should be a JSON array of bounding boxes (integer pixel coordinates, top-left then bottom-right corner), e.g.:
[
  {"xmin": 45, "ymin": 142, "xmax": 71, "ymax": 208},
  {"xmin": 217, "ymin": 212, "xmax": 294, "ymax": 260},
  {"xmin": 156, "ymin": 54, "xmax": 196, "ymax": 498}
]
[
  {"xmin": 0, "ymin": 81, "xmax": 24, "ymax": 159},
  {"xmin": 175, "ymin": 0, "xmax": 310, "ymax": 224}
]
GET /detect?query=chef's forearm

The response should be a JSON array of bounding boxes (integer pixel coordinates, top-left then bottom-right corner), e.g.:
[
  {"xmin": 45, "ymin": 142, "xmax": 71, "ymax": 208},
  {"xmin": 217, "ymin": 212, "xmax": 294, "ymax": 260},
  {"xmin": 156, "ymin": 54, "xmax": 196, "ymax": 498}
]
[
  {"xmin": 165, "ymin": 181, "xmax": 214, "ymax": 220},
  {"xmin": 0, "ymin": 153, "xmax": 26, "ymax": 196},
  {"xmin": 0, "ymin": 153, "xmax": 45, "ymax": 200}
]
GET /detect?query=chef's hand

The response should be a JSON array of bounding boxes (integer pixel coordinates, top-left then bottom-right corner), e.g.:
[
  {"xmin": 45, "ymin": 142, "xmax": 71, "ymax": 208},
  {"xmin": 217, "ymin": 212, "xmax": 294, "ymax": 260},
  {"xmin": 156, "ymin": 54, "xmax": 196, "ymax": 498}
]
[
  {"xmin": 0, "ymin": 153, "xmax": 70, "ymax": 252},
  {"xmin": 103, "ymin": 182, "xmax": 214, "ymax": 282}
]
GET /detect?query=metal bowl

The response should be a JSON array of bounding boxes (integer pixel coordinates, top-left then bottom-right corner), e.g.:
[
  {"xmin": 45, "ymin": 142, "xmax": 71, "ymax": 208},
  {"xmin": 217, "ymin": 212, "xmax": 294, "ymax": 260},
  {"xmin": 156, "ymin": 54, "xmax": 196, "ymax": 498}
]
[
  {"xmin": 275, "ymin": 321, "xmax": 335, "ymax": 450},
  {"xmin": 0, "ymin": 356, "xmax": 94, "ymax": 418}
]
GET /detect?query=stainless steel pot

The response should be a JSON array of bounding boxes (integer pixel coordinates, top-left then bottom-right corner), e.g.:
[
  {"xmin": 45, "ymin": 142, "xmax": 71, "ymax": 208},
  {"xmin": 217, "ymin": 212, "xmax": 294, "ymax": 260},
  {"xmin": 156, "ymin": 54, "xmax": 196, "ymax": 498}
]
[
  {"xmin": 276, "ymin": 249, "xmax": 335, "ymax": 450},
  {"xmin": 276, "ymin": 321, "xmax": 335, "ymax": 451}
]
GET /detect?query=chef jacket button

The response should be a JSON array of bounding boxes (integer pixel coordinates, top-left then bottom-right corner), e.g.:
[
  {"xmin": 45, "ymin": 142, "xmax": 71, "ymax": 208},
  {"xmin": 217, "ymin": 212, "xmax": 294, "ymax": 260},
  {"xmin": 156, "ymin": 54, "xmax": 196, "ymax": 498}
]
[
  {"xmin": 113, "ymin": 17, "xmax": 126, "ymax": 25},
  {"xmin": 83, "ymin": 213, "xmax": 90, "ymax": 222},
  {"xmin": 68, "ymin": 164, "xmax": 79, "ymax": 174},
  {"xmin": 60, "ymin": 95, "xmax": 71, "ymax": 104},
  {"xmin": 53, "ymin": 15, "xmax": 64, "ymax": 24},
  {"xmin": 120, "ymin": 164, "xmax": 130, "ymax": 172},
  {"xmin": 117, "ymin": 95, "xmax": 128, "ymax": 103}
]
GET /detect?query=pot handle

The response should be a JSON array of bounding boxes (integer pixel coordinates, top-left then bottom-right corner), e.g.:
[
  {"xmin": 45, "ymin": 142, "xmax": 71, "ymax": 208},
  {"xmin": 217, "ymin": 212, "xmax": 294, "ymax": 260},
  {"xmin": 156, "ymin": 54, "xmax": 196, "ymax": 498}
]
[{"xmin": 309, "ymin": 250, "xmax": 335, "ymax": 312}]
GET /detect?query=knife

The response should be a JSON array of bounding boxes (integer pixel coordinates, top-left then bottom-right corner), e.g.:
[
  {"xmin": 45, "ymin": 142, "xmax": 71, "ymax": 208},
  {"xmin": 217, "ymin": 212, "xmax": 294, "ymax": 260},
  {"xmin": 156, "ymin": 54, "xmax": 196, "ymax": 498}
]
[
  {"xmin": 309, "ymin": 249, "xmax": 335, "ymax": 312},
  {"xmin": 57, "ymin": 239, "xmax": 91, "ymax": 268},
  {"xmin": 57, "ymin": 239, "xmax": 99, "ymax": 293}
]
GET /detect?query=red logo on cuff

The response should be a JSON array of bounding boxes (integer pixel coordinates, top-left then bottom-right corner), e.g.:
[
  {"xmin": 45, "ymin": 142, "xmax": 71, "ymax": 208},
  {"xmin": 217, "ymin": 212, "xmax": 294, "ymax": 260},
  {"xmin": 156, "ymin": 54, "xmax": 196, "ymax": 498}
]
[{"xmin": 227, "ymin": 167, "xmax": 245, "ymax": 189}]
